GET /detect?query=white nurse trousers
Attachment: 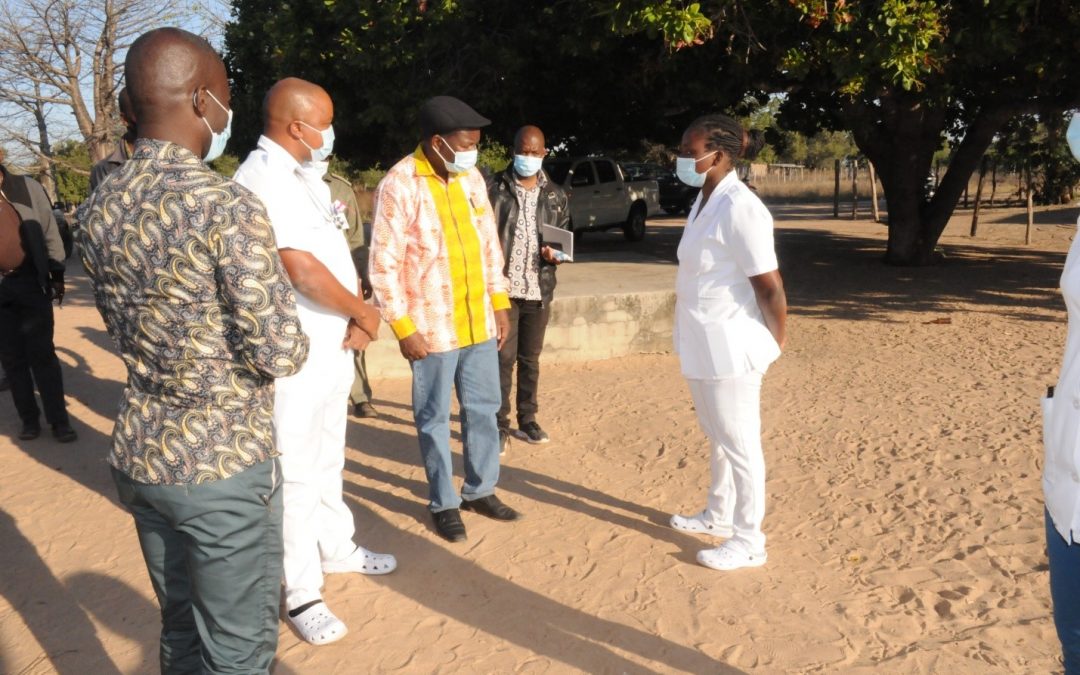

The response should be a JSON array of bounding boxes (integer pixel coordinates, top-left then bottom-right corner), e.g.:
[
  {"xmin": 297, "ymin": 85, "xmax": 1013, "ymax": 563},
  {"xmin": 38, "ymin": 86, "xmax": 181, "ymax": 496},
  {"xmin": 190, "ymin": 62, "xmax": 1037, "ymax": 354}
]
[
  {"xmin": 275, "ymin": 348, "xmax": 358, "ymax": 611},
  {"xmin": 686, "ymin": 371, "xmax": 767, "ymax": 554}
]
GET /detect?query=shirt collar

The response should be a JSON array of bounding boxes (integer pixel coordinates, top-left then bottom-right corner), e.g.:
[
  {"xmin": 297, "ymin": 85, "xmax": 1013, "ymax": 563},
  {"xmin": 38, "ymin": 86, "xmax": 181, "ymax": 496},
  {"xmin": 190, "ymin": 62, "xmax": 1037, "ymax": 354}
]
[
  {"xmin": 715, "ymin": 169, "xmax": 740, "ymax": 193},
  {"xmin": 413, "ymin": 144, "xmax": 437, "ymax": 177},
  {"xmin": 130, "ymin": 138, "xmax": 203, "ymax": 164},
  {"xmin": 257, "ymin": 135, "xmax": 302, "ymax": 172},
  {"xmin": 512, "ymin": 169, "xmax": 546, "ymax": 190}
]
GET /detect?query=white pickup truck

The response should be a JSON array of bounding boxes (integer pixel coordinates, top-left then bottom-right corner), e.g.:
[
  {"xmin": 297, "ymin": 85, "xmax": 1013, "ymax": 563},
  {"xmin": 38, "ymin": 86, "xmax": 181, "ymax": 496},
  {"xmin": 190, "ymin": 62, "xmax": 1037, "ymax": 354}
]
[{"xmin": 542, "ymin": 156, "xmax": 661, "ymax": 241}]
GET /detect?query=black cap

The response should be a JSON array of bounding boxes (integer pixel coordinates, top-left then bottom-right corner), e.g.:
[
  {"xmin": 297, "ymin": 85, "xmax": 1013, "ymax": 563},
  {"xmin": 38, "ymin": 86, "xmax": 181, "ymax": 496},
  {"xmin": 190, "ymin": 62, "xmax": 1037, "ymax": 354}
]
[{"xmin": 419, "ymin": 96, "xmax": 491, "ymax": 137}]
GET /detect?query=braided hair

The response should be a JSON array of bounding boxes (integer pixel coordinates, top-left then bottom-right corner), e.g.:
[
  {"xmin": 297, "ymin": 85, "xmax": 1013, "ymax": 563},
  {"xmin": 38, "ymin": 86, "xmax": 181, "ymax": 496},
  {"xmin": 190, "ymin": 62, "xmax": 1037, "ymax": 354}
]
[{"xmin": 687, "ymin": 114, "xmax": 766, "ymax": 163}]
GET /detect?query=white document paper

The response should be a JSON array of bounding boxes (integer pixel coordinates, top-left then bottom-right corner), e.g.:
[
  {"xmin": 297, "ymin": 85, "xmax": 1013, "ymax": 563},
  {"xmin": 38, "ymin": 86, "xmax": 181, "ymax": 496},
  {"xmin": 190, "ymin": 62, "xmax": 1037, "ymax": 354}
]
[{"xmin": 541, "ymin": 224, "xmax": 574, "ymax": 262}]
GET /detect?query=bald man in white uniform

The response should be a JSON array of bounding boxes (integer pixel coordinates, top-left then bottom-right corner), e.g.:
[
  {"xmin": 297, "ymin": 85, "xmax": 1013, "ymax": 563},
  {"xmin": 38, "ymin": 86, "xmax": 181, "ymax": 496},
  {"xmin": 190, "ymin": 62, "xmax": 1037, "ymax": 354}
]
[{"xmin": 234, "ymin": 77, "xmax": 396, "ymax": 646}]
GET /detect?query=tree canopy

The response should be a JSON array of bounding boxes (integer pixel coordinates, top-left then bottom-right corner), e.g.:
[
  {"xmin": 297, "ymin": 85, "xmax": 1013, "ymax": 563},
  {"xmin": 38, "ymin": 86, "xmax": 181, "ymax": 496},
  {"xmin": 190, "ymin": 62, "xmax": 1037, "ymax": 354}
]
[
  {"xmin": 605, "ymin": 0, "xmax": 1080, "ymax": 263},
  {"xmin": 225, "ymin": 0, "xmax": 1080, "ymax": 264}
]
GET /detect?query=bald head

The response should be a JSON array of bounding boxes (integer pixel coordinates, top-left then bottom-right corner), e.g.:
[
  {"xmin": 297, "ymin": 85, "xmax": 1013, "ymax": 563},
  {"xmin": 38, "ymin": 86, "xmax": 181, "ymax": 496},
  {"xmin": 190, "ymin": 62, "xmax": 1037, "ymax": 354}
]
[
  {"xmin": 262, "ymin": 77, "xmax": 334, "ymax": 163},
  {"xmin": 123, "ymin": 28, "xmax": 229, "ymax": 158},
  {"xmin": 514, "ymin": 125, "xmax": 545, "ymax": 154},
  {"xmin": 125, "ymin": 28, "xmax": 222, "ymax": 126}
]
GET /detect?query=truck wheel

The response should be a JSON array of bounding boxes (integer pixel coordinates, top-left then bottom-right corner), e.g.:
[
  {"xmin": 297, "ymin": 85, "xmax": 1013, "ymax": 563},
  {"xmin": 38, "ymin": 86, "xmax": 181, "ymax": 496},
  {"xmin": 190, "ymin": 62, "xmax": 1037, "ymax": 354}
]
[{"xmin": 623, "ymin": 204, "xmax": 647, "ymax": 242}]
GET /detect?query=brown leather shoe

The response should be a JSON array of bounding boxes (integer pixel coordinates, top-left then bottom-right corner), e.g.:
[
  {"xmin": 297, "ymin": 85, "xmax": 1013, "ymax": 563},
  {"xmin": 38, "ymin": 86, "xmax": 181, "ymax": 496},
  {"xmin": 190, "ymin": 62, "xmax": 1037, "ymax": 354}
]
[
  {"xmin": 432, "ymin": 509, "xmax": 467, "ymax": 542},
  {"xmin": 460, "ymin": 495, "xmax": 521, "ymax": 521}
]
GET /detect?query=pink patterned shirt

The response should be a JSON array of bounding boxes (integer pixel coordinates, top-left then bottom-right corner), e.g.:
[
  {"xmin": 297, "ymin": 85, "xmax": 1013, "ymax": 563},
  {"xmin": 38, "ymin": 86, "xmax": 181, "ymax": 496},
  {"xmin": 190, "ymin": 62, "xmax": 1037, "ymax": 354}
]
[{"xmin": 369, "ymin": 146, "xmax": 510, "ymax": 353}]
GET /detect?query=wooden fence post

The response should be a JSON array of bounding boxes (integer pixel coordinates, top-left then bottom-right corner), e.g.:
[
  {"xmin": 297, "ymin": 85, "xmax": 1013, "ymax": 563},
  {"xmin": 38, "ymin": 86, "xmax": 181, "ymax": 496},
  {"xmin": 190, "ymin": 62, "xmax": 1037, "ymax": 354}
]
[
  {"xmin": 833, "ymin": 159, "xmax": 841, "ymax": 218},
  {"xmin": 1025, "ymin": 163, "xmax": 1034, "ymax": 245},
  {"xmin": 970, "ymin": 155, "xmax": 988, "ymax": 237},
  {"xmin": 869, "ymin": 161, "xmax": 880, "ymax": 223},
  {"xmin": 851, "ymin": 159, "xmax": 858, "ymax": 220}
]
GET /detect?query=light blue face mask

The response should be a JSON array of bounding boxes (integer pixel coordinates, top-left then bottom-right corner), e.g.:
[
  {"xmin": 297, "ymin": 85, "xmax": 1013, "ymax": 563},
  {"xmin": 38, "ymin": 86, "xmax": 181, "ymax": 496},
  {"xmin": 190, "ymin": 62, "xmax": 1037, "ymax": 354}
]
[
  {"xmin": 675, "ymin": 151, "xmax": 718, "ymax": 188},
  {"xmin": 198, "ymin": 89, "xmax": 233, "ymax": 163},
  {"xmin": 299, "ymin": 121, "xmax": 335, "ymax": 162},
  {"xmin": 1067, "ymin": 113, "xmax": 1080, "ymax": 163},
  {"xmin": 513, "ymin": 154, "xmax": 544, "ymax": 177},
  {"xmin": 435, "ymin": 136, "xmax": 478, "ymax": 174}
]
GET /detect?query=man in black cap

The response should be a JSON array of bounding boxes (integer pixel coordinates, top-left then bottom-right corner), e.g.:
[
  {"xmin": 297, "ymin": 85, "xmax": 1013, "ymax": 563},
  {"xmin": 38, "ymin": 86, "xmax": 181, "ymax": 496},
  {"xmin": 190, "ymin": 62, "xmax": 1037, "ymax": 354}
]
[{"xmin": 368, "ymin": 95, "xmax": 521, "ymax": 542}]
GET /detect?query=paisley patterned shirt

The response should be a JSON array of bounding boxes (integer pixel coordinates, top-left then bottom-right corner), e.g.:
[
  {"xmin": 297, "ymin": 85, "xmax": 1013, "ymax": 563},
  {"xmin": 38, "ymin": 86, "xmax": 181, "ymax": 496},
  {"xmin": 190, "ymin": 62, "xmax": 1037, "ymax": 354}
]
[
  {"xmin": 508, "ymin": 179, "xmax": 542, "ymax": 301},
  {"xmin": 78, "ymin": 139, "xmax": 309, "ymax": 485}
]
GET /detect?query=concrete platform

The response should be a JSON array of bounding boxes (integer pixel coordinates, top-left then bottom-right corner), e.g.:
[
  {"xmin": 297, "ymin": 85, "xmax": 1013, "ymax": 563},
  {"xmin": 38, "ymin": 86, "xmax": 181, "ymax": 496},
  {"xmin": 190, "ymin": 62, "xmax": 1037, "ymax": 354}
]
[{"xmin": 364, "ymin": 218, "xmax": 684, "ymax": 378}]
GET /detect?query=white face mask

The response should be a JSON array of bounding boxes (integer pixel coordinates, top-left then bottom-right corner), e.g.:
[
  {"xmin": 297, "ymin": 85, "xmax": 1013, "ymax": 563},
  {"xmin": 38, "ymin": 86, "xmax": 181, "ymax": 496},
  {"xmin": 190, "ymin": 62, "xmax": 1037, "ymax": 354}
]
[
  {"xmin": 299, "ymin": 121, "xmax": 335, "ymax": 162},
  {"xmin": 1067, "ymin": 113, "xmax": 1080, "ymax": 163},
  {"xmin": 434, "ymin": 136, "xmax": 478, "ymax": 174},
  {"xmin": 197, "ymin": 89, "xmax": 232, "ymax": 163},
  {"xmin": 514, "ymin": 154, "xmax": 544, "ymax": 177},
  {"xmin": 675, "ymin": 151, "xmax": 718, "ymax": 188}
]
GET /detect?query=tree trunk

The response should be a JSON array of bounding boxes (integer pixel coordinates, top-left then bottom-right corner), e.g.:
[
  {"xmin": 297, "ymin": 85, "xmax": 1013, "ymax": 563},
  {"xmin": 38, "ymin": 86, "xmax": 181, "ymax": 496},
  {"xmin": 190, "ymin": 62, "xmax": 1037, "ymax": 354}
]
[
  {"xmin": 845, "ymin": 93, "xmax": 1015, "ymax": 265},
  {"xmin": 31, "ymin": 93, "xmax": 57, "ymax": 203}
]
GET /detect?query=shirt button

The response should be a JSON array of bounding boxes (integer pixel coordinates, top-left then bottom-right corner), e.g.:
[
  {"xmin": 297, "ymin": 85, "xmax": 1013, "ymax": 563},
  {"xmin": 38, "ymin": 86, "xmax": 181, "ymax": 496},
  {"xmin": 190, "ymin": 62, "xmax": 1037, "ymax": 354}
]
[
  {"xmin": 1073, "ymin": 472, "xmax": 1080, "ymax": 483},
  {"xmin": 1073, "ymin": 397, "xmax": 1080, "ymax": 409}
]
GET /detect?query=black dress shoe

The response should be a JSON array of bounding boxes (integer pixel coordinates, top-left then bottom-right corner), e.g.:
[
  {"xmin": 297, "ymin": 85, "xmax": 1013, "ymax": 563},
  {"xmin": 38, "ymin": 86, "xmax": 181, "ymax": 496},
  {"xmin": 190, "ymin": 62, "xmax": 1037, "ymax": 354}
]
[
  {"xmin": 353, "ymin": 402, "xmax": 379, "ymax": 419},
  {"xmin": 18, "ymin": 422, "xmax": 41, "ymax": 440},
  {"xmin": 432, "ymin": 509, "xmax": 467, "ymax": 542},
  {"xmin": 460, "ymin": 495, "xmax": 521, "ymax": 521},
  {"xmin": 52, "ymin": 422, "xmax": 77, "ymax": 443}
]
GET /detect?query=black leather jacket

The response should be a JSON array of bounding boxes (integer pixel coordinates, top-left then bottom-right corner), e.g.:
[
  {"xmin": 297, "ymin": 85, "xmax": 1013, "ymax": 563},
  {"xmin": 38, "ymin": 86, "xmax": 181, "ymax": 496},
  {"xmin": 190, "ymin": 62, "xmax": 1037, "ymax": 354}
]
[{"xmin": 486, "ymin": 167, "xmax": 570, "ymax": 305}]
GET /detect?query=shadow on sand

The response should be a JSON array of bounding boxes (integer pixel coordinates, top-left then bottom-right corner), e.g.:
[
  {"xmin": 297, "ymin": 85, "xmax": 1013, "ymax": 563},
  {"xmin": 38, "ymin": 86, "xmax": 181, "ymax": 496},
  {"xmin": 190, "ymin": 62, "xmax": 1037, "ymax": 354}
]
[{"xmin": 340, "ymin": 417, "xmax": 743, "ymax": 674}]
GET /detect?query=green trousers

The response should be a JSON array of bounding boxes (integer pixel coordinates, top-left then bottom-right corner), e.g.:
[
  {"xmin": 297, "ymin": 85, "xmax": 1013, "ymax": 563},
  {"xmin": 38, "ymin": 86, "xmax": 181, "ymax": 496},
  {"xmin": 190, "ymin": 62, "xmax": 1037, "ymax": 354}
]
[
  {"xmin": 112, "ymin": 459, "xmax": 284, "ymax": 675},
  {"xmin": 349, "ymin": 349, "xmax": 372, "ymax": 406}
]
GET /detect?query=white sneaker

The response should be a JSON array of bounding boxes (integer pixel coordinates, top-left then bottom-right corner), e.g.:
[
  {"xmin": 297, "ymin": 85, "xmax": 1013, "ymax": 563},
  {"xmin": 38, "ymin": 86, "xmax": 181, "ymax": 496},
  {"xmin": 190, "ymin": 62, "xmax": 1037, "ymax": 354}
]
[
  {"xmin": 322, "ymin": 545, "xmax": 397, "ymax": 575},
  {"xmin": 696, "ymin": 542, "xmax": 767, "ymax": 571},
  {"xmin": 288, "ymin": 602, "xmax": 348, "ymax": 645},
  {"xmin": 669, "ymin": 511, "xmax": 734, "ymax": 538}
]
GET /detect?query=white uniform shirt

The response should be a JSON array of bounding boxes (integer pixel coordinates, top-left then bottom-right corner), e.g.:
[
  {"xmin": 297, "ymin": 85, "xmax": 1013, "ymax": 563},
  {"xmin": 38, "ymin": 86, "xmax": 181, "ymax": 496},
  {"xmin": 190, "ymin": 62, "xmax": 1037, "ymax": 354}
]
[
  {"xmin": 234, "ymin": 136, "xmax": 358, "ymax": 361},
  {"xmin": 674, "ymin": 170, "xmax": 780, "ymax": 380},
  {"xmin": 1045, "ymin": 219, "xmax": 1080, "ymax": 541}
]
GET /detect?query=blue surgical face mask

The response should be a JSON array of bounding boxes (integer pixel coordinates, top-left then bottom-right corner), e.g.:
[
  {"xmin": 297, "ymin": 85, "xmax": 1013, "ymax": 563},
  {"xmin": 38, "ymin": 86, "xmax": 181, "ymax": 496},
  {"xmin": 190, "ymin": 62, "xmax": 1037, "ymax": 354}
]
[
  {"xmin": 675, "ymin": 151, "xmax": 718, "ymax": 188},
  {"xmin": 1067, "ymin": 113, "xmax": 1080, "ymax": 163},
  {"xmin": 514, "ymin": 154, "xmax": 543, "ymax": 177},
  {"xmin": 435, "ymin": 136, "xmax": 478, "ymax": 174},
  {"xmin": 198, "ymin": 89, "xmax": 232, "ymax": 163},
  {"xmin": 299, "ymin": 121, "xmax": 335, "ymax": 162}
]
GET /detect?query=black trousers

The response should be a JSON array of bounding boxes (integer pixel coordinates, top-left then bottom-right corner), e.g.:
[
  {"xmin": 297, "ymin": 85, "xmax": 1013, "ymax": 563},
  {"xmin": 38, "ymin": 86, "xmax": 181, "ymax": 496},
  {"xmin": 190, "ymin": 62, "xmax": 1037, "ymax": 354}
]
[
  {"xmin": 497, "ymin": 298, "xmax": 550, "ymax": 429},
  {"xmin": 0, "ymin": 275, "xmax": 69, "ymax": 426}
]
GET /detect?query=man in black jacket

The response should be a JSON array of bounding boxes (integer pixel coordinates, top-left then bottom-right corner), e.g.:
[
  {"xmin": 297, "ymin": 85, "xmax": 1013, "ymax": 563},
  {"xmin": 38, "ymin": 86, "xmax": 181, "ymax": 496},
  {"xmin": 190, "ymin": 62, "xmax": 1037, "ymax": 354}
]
[
  {"xmin": 0, "ymin": 158, "xmax": 76, "ymax": 442},
  {"xmin": 486, "ymin": 125, "xmax": 569, "ymax": 452}
]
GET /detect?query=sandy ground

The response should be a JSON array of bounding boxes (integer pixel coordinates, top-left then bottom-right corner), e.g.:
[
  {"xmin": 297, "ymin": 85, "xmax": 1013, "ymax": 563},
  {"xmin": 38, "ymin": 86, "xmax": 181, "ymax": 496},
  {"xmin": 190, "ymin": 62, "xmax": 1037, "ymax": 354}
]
[{"xmin": 0, "ymin": 201, "xmax": 1075, "ymax": 674}]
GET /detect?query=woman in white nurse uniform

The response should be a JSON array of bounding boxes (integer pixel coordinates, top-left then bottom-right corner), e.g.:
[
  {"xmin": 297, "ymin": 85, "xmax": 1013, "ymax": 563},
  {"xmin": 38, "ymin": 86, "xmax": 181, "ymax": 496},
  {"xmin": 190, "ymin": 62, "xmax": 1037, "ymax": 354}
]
[{"xmin": 669, "ymin": 114, "xmax": 787, "ymax": 571}]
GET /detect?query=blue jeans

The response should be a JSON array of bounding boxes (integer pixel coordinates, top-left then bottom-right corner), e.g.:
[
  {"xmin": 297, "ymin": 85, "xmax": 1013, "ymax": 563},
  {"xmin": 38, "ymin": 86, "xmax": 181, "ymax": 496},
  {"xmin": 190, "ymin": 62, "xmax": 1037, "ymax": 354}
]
[
  {"xmin": 411, "ymin": 339, "xmax": 502, "ymax": 512},
  {"xmin": 1048, "ymin": 509, "xmax": 1080, "ymax": 674}
]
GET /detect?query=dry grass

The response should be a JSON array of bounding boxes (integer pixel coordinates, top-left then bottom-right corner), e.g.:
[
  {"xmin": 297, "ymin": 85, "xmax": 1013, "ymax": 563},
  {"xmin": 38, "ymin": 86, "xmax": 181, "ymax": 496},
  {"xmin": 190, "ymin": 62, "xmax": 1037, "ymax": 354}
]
[{"xmin": 753, "ymin": 168, "xmax": 1027, "ymax": 205}]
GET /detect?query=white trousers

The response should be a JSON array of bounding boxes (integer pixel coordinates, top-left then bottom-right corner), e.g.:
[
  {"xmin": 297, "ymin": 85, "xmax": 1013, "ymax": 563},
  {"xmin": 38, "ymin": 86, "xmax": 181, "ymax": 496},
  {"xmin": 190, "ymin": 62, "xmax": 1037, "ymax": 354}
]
[
  {"xmin": 686, "ymin": 372, "xmax": 767, "ymax": 553},
  {"xmin": 275, "ymin": 349, "xmax": 357, "ymax": 610}
]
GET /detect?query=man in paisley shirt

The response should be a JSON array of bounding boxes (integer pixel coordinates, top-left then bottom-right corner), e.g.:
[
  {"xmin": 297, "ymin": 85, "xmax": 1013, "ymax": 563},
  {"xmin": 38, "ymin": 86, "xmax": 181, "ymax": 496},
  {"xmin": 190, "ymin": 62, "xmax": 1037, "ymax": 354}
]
[
  {"xmin": 78, "ymin": 29, "xmax": 309, "ymax": 673},
  {"xmin": 235, "ymin": 77, "xmax": 394, "ymax": 647}
]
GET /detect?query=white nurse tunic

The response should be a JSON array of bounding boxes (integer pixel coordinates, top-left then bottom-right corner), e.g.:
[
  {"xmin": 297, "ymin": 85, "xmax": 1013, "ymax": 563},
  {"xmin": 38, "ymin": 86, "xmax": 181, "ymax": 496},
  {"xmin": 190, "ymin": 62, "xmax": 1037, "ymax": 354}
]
[{"xmin": 674, "ymin": 170, "xmax": 780, "ymax": 379}]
